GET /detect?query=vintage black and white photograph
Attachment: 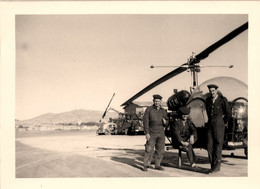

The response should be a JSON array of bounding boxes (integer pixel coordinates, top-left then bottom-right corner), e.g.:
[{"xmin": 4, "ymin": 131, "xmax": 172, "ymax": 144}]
[
  {"xmin": 15, "ymin": 13, "xmax": 248, "ymax": 176},
  {"xmin": 1, "ymin": 1, "xmax": 260, "ymax": 189}
]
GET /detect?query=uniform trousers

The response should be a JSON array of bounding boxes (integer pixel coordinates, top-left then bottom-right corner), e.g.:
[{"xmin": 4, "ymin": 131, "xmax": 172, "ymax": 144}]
[
  {"xmin": 179, "ymin": 144, "xmax": 196, "ymax": 165},
  {"xmin": 144, "ymin": 131, "xmax": 165, "ymax": 168},
  {"xmin": 207, "ymin": 117, "xmax": 225, "ymax": 171}
]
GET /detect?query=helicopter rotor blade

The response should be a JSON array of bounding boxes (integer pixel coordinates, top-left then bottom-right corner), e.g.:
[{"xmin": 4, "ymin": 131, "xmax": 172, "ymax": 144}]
[
  {"xmin": 195, "ymin": 22, "xmax": 248, "ymax": 61},
  {"xmin": 150, "ymin": 65, "xmax": 188, "ymax": 68},
  {"xmin": 121, "ymin": 22, "xmax": 248, "ymax": 106},
  {"xmin": 199, "ymin": 65, "xmax": 234, "ymax": 68},
  {"xmin": 121, "ymin": 66, "xmax": 188, "ymax": 106}
]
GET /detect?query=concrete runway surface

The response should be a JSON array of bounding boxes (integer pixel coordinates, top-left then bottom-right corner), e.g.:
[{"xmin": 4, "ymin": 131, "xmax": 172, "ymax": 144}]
[{"xmin": 16, "ymin": 130, "xmax": 247, "ymax": 178}]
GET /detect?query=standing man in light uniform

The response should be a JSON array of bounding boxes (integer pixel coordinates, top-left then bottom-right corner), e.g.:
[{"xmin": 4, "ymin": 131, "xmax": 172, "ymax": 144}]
[
  {"xmin": 142, "ymin": 94, "xmax": 168, "ymax": 171},
  {"xmin": 205, "ymin": 84, "xmax": 231, "ymax": 173}
]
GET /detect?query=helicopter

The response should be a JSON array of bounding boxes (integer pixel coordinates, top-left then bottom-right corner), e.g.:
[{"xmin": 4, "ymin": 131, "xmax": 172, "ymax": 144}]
[{"xmin": 121, "ymin": 22, "xmax": 248, "ymax": 157}]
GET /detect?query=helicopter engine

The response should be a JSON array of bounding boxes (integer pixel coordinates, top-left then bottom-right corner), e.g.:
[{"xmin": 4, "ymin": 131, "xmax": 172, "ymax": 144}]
[
  {"xmin": 231, "ymin": 98, "xmax": 248, "ymax": 132},
  {"xmin": 167, "ymin": 90, "xmax": 191, "ymax": 111}
]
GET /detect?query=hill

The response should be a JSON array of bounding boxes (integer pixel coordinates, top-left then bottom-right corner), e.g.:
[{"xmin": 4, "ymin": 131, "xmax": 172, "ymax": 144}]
[{"xmin": 16, "ymin": 109, "xmax": 118, "ymax": 126}]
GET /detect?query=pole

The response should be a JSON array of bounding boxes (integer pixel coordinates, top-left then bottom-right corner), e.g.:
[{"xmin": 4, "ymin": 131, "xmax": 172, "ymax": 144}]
[{"xmin": 100, "ymin": 93, "xmax": 115, "ymax": 121}]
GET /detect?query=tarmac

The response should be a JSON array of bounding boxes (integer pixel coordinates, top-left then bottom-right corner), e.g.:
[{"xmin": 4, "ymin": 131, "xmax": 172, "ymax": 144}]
[{"xmin": 15, "ymin": 130, "xmax": 248, "ymax": 178}]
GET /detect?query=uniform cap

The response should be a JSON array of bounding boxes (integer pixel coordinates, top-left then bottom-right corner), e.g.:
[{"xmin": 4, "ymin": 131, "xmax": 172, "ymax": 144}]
[
  {"xmin": 207, "ymin": 84, "xmax": 218, "ymax": 89},
  {"xmin": 153, "ymin": 94, "xmax": 162, "ymax": 100},
  {"xmin": 179, "ymin": 106, "xmax": 190, "ymax": 115}
]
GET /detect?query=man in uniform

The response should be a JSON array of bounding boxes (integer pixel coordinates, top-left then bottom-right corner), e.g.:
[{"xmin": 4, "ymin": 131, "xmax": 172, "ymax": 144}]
[
  {"xmin": 172, "ymin": 106, "xmax": 197, "ymax": 168},
  {"xmin": 205, "ymin": 84, "xmax": 231, "ymax": 173},
  {"xmin": 142, "ymin": 94, "xmax": 168, "ymax": 171}
]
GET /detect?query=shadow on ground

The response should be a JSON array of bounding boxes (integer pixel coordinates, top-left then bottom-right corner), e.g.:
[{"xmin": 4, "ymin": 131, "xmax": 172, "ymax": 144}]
[
  {"xmin": 109, "ymin": 147, "xmax": 211, "ymax": 174},
  {"xmin": 222, "ymin": 154, "xmax": 247, "ymax": 159}
]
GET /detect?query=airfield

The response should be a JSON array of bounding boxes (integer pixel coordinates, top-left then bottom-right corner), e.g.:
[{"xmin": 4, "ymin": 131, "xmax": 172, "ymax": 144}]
[{"xmin": 16, "ymin": 129, "xmax": 247, "ymax": 178}]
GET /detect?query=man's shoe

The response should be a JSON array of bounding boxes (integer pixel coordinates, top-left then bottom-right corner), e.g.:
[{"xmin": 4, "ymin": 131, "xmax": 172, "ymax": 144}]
[
  {"xmin": 208, "ymin": 168, "xmax": 220, "ymax": 174},
  {"xmin": 155, "ymin": 166, "xmax": 164, "ymax": 171},
  {"xmin": 142, "ymin": 167, "xmax": 148, "ymax": 172},
  {"xmin": 147, "ymin": 165, "xmax": 153, "ymax": 169},
  {"xmin": 211, "ymin": 166, "xmax": 220, "ymax": 173},
  {"xmin": 191, "ymin": 163, "xmax": 196, "ymax": 168},
  {"xmin": 211, "ymin": 169, "xmax": 220, "ymax": 173},
  {"xmin": 192, "ymin": 165, "xmax": 199, "ymax": 171}
]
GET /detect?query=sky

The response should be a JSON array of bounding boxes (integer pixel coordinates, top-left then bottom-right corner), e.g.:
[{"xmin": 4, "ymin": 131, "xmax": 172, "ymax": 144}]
[{"xmin": 15, "ymin": 14, "xmax": 248, "ymax": 120}]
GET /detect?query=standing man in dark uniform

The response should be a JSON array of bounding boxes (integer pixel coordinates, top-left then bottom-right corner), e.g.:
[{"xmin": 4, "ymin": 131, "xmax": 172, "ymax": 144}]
[
  {"xmin": 142, "ymin": 94, "xmax": 168, "ymax": 171},
  {"xmin": 205, "ymin": 84, "xmax": 232, "ymax": 173}
]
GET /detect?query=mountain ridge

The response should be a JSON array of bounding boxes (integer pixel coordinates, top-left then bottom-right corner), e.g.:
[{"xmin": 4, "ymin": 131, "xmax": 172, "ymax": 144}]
[{"xmin": 16, "ymin": 109, "xmax": 118, "ymax": 126}]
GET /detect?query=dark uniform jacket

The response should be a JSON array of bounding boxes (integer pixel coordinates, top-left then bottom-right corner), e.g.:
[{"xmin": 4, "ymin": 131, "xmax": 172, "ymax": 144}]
[
  {"xmin": 172, "ymin": 118, "xmax": 197, "ymax": 146},
  {"xmin": 143, "ymin": 105, "xmax": 168, "ymax": 134},
  {"xmin": 205, "ymin": 95, "xmax": 232, "ymax": 124}
]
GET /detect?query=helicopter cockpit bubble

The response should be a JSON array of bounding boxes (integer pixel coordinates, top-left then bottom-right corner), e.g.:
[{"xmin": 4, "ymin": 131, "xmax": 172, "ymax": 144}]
[{"xmin": 199, "ymin": 76, "xmax": 248, "ymax": 102}]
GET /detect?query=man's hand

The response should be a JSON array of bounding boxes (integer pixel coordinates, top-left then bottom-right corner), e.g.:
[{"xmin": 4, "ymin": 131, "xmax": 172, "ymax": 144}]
[
  {"xmin": 181, "ymin": 141, "xmax": 189, "ymax": 146},
  {"xmin": 146, "ymin": 134, "xmax": 150, "ymax": 141},
  {"xmin": 162, "ymin": 118, "xmax": 167, "ymax": 125},
  {"xmin": 189, "ymin": 135, "xmax": 195, "ymax": 145}
]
